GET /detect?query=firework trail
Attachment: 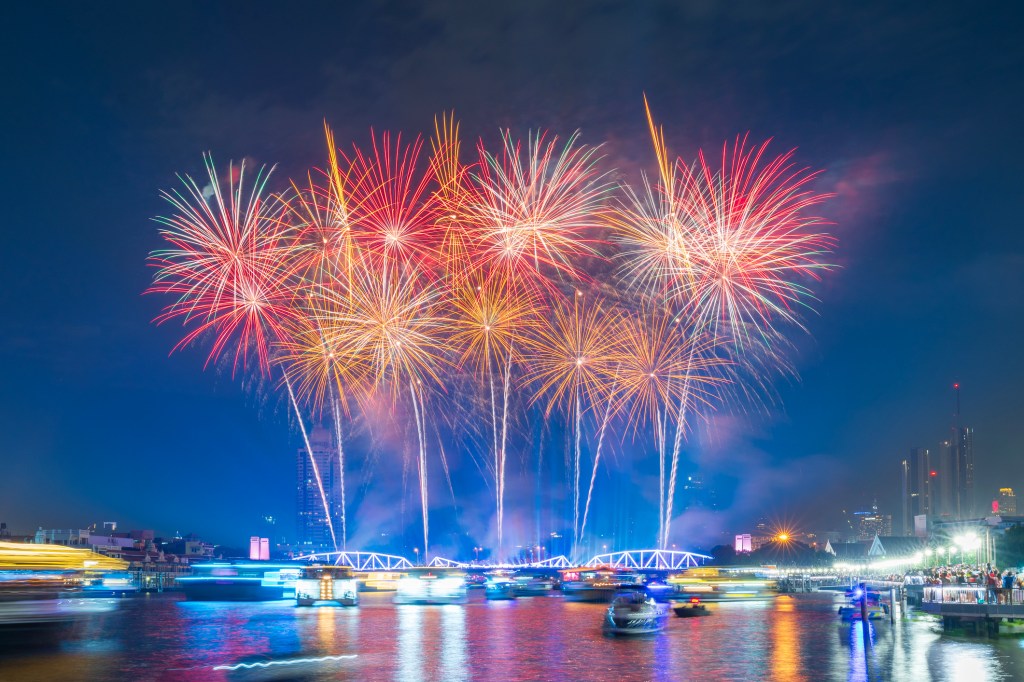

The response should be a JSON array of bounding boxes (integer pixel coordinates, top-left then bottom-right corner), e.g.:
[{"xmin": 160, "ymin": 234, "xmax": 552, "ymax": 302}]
[
  {"xmin": 525, "ymin": 290, "xmax": 618, "ymax": 560},
  {"xmin": 612, "ymin": 98, "xmax": 833, "ymax": 547}
]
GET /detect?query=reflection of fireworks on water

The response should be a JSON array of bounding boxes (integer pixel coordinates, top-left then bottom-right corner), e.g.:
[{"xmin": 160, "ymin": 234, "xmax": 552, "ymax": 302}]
[{"xmin": 147, "ymin": 102, "xmax": 835, "ymax": 559}]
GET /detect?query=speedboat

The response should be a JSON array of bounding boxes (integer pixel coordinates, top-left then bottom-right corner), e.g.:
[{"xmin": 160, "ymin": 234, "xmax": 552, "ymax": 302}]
[
  {"xmin": 602, "ymin": 587, "xmax": 669, "ymax": 635},
  {"xmin": 672, "ymin": 597, "xmax": 711, "ymax": 617},
  {"xmin": 295, "ymin": 565, "xmax": 358, "ymax": 607}
]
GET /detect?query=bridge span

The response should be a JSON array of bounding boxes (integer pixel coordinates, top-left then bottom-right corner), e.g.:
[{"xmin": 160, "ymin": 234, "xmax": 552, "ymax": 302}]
[{"xmin": 296, "ymin": 548, "xmax": 709, "ymax": 571}]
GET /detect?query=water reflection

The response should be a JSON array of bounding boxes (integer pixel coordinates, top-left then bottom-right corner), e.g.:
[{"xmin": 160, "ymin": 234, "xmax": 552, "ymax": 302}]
[
  {"xmin": 3, "ymin": 592, "xmax": 1024, "ymax": 680},
  {"xmin": 772, "ymin": 597, "xmax": 805, "ymax": 681},
  {"xmin": 440, "ymin": 605, "xmax": 467, "ymax": 680},
  {"xmin": 397, "ymin": 605, "xmax": 422, "ymax": 680}
]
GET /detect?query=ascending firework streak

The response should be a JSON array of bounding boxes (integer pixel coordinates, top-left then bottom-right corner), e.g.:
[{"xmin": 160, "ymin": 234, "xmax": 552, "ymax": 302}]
[
  {"xmin": 448, "ymin": 127, "xmax": 609, "ymax": 560},
  {"xmin": 526, "ymin": 291, "xmax": 618, "ymax": 560}
]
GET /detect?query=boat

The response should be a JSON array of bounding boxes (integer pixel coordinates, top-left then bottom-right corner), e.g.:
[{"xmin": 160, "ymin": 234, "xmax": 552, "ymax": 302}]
[
  {"xmin": 838, "ymin": 586, "xmax": 889, "ymax": 621},
  {"xmin": 602, "ymin": 587, "xmax": 669, "ymax": 635},
  {"xmin": 484, "ymin": 572, "xmax": 517, "ymax": 600},
  {"xmin": 511, "ymin": 571, "xmax": 559, "ymax": 597},
  {"xmin": 295, "ymin": 565, "xmax": 358, "ymax": 606},
  {"xmin": 177, "ymin": 562, "xmax": 303, "ymax": 601},
  {"xmin": 561, "ymin": 567, "xmax": 643, "ymax": 602},
  {"xmin": 356, "ymin": 571, "xmax": 403, "ymax": 592},
  {"xmin": 0, "ymin": 542, "xmax": 126, "ymax": 644},
  {"xmin": 672, "ymin": 597, "xmax": 711, "ymax": 617},
  {"xmin": 667, "ymin": 567, "xmax": 779, "ymax": 602},
  {"xmin": 393, "ymin": 568, "xmax": 468, "ymax": 605}
]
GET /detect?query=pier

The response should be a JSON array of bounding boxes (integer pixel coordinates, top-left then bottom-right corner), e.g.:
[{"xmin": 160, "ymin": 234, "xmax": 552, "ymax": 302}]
[{"xmin": 921, "ymin": 586, "xmax": 1024, "ymax": 635}]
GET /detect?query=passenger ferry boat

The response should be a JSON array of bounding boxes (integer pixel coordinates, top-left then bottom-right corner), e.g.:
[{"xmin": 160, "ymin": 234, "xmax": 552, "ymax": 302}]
[
  {"xmin": 602, "ymin": 586, "xmax": 669, "ymax": 635},
  {"xmin": 177, "ymin": 562, "xmax": 302, "ymax": 601},
  {"xmin": 394, "ymin": 567, "xmax": 468, "ymax": 605},
  {"xmin": 295, "ymin": 565, "xmax": 358, "ymax": 606},
  {"xmin": 668, "ymin": 567, "xmax": 778, "ymax": 602},
  {"xmin": 561, "ymin": 567, "xmax": 643, "ymax": 602}
]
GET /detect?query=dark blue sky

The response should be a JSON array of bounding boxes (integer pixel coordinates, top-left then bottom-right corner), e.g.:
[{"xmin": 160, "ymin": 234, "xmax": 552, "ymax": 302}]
[{"xmin": 2, "ymin": 1, "xmax": 1022, "ymax": 551}]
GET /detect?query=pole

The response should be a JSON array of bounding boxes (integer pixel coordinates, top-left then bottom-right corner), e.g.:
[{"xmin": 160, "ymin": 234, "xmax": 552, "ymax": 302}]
[
  {"xmin": 860, "ymin": 582, "xmax": 871, "ymax": 650},
  {"xmin": 890, "ymin": 587, "xmax": 896, "ymax": 623}
]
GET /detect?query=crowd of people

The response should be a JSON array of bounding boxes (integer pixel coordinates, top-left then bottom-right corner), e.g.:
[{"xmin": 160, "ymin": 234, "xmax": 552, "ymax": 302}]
[{"xmin": 902, "ymin": 564, "xmax": 1024, "ymax": 604}]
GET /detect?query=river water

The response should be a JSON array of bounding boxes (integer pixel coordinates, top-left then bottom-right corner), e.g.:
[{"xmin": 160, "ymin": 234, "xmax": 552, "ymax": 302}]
[{"xmin": 1, "ymin": 591, "xmax": 1022, "ymax": 681}]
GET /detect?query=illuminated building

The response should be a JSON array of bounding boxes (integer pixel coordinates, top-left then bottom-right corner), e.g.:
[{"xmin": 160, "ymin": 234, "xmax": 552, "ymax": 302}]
[
  {"xmin": 853, "ymin": 501, "xmax": 892, "ymax": 541},
  {"xmin": 900, "ymin": 447, "xmax": 932, "ymax": 535},
  {"xmin": 997, "ymin": 488, "xmax": 1017, "ymax": 515},
  {"xmin": 296, "ymin": 425, "xmax": 343, "ymax": 551}
]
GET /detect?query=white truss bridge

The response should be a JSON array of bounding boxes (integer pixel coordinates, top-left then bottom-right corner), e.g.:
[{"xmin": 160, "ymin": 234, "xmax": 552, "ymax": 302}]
[
  {"xmin": 426, "ymin": 555, "xmax": 573, "ymax": 569},
  {"xmin": 583, "ymin": 549, "xmax": 711, "ymax": 570},
  {"xmin": 295, "ymin": 548, "xmax": 708, "ymax": 571},
  {"xmin": 295, "ymin": 551, "xmax": 414, "ymax": 571}
]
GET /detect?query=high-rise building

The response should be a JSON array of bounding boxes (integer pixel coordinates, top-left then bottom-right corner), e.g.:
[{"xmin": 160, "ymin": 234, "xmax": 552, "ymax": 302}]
[
  {"xmin": 296, "ymin": 425, "xmax": 343, "ymax": 551},
  {"xmin": 901, "ymin": 447, "xmax": 932, "ymax": 535},
  {"xmin": 934, "ymin": 438, "xmax": 957, "ymax": 520},
  {"xmin": 998, "ymin": 488, "xmax": 1017, "ymax": 515},
  {"xmin": 956, "ymin": 426, "xmax": 974, "ymax": 518}
]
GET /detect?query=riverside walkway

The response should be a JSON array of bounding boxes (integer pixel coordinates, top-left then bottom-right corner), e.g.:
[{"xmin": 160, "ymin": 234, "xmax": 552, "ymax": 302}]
[{"xmin": 921, "ymin": 586, "xmax": 1024, "ymax": 635}]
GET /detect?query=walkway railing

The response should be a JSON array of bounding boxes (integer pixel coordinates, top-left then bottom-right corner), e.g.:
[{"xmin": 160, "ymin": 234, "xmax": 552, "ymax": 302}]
[{"xmin": 923, "ymin": 586, "xmax": 1024, "ymax": 605}]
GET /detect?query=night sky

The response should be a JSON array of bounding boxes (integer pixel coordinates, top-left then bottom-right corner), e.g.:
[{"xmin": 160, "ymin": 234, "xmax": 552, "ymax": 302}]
[{"xmin": 2, "ymin": 1, "xmax": 1022, "ymax": 552}]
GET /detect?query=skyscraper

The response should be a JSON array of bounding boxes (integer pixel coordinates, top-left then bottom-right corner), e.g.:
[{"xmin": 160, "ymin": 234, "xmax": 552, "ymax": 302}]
[
  {"xmin": 934, "ymin": 438, "xmax": 957, "ymax": 520},
  {"xmin": 901, "ymin": 447, "xmax": 932, "ymax": 535},
  {"xmin": 956, "ymin": 425, "xmax": 974, "ymax": 518},
  {"xmin": 296, "ymin": 425, "xmax": 343, "ymax": 551},
  {"xmin": 950, "ymin": 383, "xmax": 974, "ymax": 519}
]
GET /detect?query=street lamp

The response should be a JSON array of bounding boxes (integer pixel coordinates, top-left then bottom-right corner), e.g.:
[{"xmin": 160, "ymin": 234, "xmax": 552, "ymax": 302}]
[{"xmin": 413, "ymin": 547, "xmax": 419, "ymax": 565}]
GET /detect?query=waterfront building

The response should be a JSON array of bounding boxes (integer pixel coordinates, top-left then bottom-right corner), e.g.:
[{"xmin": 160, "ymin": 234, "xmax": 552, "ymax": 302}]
[
  {"xmin": 296, "ymin": 425, "xmax": 343, "ymax": 551},
  {"xmin": 901, "ymin": 447, "xmax": 932, "ymax": 535},
  {"xmin": 997, "ymin": 487, "xmax": 1017, "ymax": 515}
]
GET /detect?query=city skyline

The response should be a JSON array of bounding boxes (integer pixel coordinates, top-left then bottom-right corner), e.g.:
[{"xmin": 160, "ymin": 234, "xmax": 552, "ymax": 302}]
[{"xmin": 2, "ymin": 2, "xmax": 1022, "ymax": 549}]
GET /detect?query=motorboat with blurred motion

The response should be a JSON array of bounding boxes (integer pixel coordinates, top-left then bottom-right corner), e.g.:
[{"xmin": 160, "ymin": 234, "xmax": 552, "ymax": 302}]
[
  {"xmin": 511, "ymin": 571, "xmax": 559, "ymax": 597},
  {"xmin": 484, "ymin": 572, "xmax": 517, "ymax": 600},
  {"xmin": 177, "ymin": 562, "xmax": 302, "ymax": 601},
  {"xmin": 394, "ymin": 567, "xmax": 468, "ymax": 605},
  {"xmin": 602, "ymin": 586, "xmax": 669, "ymax": 635},
  {"xmin": 668, "ymin": 567, "xmax": 778, "ymax": 602}
]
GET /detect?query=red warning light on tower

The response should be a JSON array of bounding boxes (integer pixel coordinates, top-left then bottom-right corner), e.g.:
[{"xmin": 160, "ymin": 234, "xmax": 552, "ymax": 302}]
[{"xmin": 930, "ymin": 470, "xmax": 937, "ymax": 477}]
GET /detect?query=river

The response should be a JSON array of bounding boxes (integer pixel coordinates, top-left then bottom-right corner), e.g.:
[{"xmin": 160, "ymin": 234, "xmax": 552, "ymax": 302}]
[{"xmin": 1, "ymin": 591, "xmax": 1022, "ymax": 681}]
